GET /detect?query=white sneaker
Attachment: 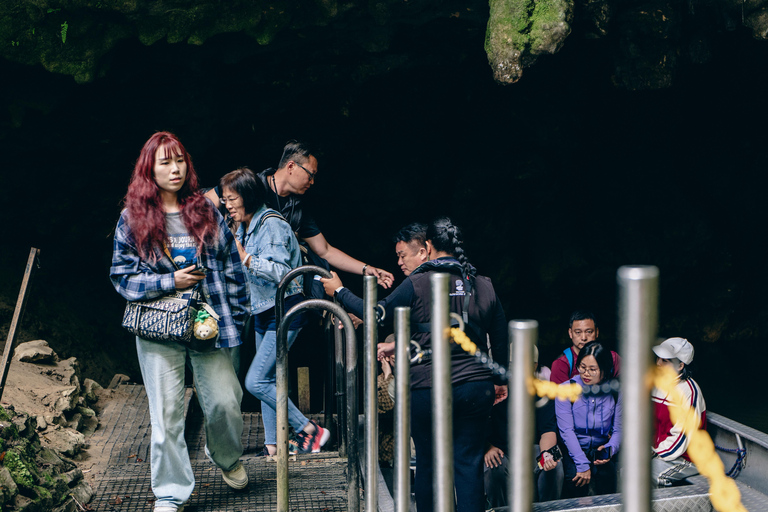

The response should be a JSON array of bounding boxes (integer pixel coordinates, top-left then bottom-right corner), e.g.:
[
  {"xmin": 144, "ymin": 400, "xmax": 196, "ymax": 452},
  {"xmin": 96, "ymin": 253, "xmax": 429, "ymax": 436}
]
[
  {"xmin": 154, "ymin": 506, "xmax": 184, "ymax": 512},
  {"xmin": 221, "ymin": 461, "xmax": 249, "ymax": 489}
]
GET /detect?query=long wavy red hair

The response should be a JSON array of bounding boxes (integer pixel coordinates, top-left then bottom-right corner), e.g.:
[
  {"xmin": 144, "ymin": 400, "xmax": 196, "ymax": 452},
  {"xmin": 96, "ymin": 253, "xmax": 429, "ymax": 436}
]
[{"xmin": 124, "ymin": 131, "xmax": 217, "ymax": 261}]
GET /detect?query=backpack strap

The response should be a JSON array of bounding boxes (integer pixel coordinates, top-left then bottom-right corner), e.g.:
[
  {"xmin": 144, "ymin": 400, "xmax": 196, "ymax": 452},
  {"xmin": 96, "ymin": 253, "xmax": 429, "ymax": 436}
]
[
  {"xmin": 564, "ymin": 347, "xmax": 574, "ymax": 375},
  {"xmin": 259, "ymin": 211, "xmax": 286, "ymax": 228}
]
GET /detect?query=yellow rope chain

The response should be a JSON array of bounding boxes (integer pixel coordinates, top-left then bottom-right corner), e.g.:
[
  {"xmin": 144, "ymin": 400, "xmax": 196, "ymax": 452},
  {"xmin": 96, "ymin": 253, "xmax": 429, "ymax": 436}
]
[{"xmin": 446, "ymin": 328, "xmax": 745, "ymax": 511}]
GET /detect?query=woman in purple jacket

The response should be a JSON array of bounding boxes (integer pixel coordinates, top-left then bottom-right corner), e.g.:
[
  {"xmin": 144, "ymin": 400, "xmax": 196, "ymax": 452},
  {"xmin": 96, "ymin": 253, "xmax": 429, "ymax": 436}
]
[{"xmin": 555, "ymin": 341, "xmax": 622, "ymax": 498}]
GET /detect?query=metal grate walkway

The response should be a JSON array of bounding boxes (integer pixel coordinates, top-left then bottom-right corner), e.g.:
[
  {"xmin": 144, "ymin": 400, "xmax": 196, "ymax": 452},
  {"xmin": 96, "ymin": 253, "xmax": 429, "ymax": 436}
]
[{"xmin": 88, "ymin": 384, "xmax": 356, "ymax": 512}]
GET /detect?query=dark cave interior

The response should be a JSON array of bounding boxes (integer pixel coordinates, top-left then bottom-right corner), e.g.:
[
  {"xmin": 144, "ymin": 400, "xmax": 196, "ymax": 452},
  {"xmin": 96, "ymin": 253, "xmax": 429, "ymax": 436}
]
[{"xmin": 2, "ymin": 9, "xmax": 768, "ymax": 430}]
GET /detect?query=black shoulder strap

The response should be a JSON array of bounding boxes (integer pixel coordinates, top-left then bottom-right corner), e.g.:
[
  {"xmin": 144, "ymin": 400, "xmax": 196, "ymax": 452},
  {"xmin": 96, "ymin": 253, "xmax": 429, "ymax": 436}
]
[{"xmin": 259, "ymin": 211, "xmax": 286, "ymax": 227}]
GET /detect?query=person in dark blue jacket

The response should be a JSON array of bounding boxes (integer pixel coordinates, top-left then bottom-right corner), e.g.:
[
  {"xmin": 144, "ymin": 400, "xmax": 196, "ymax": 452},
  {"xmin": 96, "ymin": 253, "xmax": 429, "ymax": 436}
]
[{"xmin": 322, "ymin": 217, "xmax": 508, "ymax": 512}]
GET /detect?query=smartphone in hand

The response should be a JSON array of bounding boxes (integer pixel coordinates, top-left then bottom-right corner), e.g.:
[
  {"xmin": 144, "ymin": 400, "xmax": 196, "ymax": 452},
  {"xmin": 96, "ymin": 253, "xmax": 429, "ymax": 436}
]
[{"xmin": 537, "ymin": 445, "xmax": 563, "ymax": 469}]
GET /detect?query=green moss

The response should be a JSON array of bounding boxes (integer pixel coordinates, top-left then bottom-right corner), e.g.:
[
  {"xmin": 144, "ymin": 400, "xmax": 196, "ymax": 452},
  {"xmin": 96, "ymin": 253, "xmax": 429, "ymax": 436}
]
[
  {"xmin": 3, "ymin": 450, "xmax": 34, "ymax": 488},
  {"xmin": 34, "ymin": 486, "xmax": 52, "ymax": 499},
  {"xmin": 0, "ymin": 407, "xmax": 11, "ymax": 422},
  {"xmin": 484, "ymin": 0, "xmax": 533, "ymax": 83},
  {"xmin": 528, "ymin": 0, "xmax": 572, "ymax": 54}
]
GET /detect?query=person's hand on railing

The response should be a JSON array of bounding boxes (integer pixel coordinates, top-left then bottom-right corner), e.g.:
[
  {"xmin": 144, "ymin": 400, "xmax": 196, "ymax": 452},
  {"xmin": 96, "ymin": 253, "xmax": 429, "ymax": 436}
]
[{"xmin": 320, "ymin": 271, "xmax": 344, "ymax": 296}]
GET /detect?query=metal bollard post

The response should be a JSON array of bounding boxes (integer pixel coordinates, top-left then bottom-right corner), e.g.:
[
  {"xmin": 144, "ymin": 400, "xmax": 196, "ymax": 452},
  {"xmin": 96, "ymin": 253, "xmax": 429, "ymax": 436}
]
[
  {"xmin": 345, "ymin": 307, "xmax": 360, "ymax": 512},
  {"xmin": 394, "ymin": 307, "xmax": 412, "ymax": 512},
  {"xmin": 323, "ymin": 314, "xmax": 335, "ymax": 443},
  {"xmin": 334, "ymin": 314, "xmax": 348, "ymax": 456},
  {"xmin": 617, "ymin": 265, "xmax": 659, "ymax": 512},
  {"xmin": 276, "ymin": 299, "xmax": 359, "ymax": 512},
  {"xmin": 507, "ymin": 320, "xmax": 537, "ymax": 512},
  {"xmin": 363, "ymin": 276, "xmax": 378, "ymax": 512},
  {"xmin": 431, "ymin": 273, "xmax": 454, "ymax": 512}
]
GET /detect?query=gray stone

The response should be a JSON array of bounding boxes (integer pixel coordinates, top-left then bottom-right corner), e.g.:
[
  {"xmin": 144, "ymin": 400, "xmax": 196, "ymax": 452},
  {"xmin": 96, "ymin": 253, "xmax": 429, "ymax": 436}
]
[
  {"xmin": 108, "ymin": 374, "xmax": 131, "ymax": 389},
  {"xmin": 746, "ymin": 7, "xmax": 768, "ymax": 39},
  {"xmin": 80, "ymin": 415, "xmax": 99, "ymax": 437},
  {"xmin": 11, "ymin": 413, "xmax": 35, "ymax": 438},
  {"xmin": 68, "ymin": 480, "xmax": 93, "ymax": 505},
  {"xmin": 0, "ymin": 467, "xmax": 18, "ymax": 502},
  {"xmin": 36, "ymin": 447, "xmax": 67, "ymax": 470},
  {"xmin": 41, "ymin": 427, "xmax": 85, "ymax": 457},
  {"xmin": 52, "ymin": 499, "xmax": 77, "ymax": 512},
  {"xmin": 66, "ymin": 412, "xmax": 83, "ymax": 432},
  {"xmin": 61, "ymin": 468, "xmax": 83, "ymax": 487},
  {"xmin": 50, "ymin": 385, "xmax": 79, "ymax": 416},
  {"xmin": 13, "ymin": 340, "xmax": 59, "ymax": 364},
  {"xmin": 75, "ymin": 406, "xmax": 96, "ymax": 418},
  {"xmin": 83, "ymin": 378, "xmax": 103, "ymax": 404},
  {"xmin": 35, "ymin": 415, "xmax": 47, "ymax": 430}
]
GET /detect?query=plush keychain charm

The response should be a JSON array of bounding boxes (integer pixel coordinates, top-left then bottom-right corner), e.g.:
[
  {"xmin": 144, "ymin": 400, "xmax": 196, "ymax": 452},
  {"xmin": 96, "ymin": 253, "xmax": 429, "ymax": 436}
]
[{"xmin": 194, "ymin": 306, "xmax": 220, "ymax": 340}]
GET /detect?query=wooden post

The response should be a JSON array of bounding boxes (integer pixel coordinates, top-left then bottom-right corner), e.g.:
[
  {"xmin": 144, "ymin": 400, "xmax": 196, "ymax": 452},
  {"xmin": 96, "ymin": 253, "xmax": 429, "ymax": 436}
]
[
  {"xmin": 0, "ymin": 248, "xmax": 41, "ymax": 402},
  {"xmin": 297, "ymin": 367, "xmax": 310, "ymax": 413}
]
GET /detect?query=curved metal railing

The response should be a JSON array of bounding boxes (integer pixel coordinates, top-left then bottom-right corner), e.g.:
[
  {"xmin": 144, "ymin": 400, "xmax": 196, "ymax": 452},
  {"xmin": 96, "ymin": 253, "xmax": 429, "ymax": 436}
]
[{"xmin": 274, "ymin": 266, "xmax": 360, "ymax": 512}]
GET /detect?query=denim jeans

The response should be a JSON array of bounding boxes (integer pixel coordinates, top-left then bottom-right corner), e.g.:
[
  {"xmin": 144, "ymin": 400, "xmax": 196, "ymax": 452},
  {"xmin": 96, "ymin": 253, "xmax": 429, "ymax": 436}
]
[
  {"xmin": 411, "ymin": 380, "xmax": 495, "ymax": 512},
  {"xmin": 244, "ymin": 328, "xmax": 308, "ymax": 445},
  {"xmin": 136, "ymin": 337, "xmax": 244, "ymax": 509}
]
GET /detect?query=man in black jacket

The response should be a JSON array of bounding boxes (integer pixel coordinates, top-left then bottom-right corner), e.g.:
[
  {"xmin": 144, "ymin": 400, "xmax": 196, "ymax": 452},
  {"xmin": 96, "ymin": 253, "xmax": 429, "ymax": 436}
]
[{"xmin": 257, "ymin": 140, "xmax": 394, "ymax": 288}]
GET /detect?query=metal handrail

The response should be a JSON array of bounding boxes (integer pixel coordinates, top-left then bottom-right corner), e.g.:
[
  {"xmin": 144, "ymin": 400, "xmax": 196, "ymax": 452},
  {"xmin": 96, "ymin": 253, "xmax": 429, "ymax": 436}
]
[
  {"xmin": 275, "ymin": 265, "xmax": 332, "ymax": 325},
  {"xmin": 275, "ymin": 298, "xmax": 359, "ymax": 512},
  {"xmin": 363, "ymin": 276, "xmax": 378, "ymax": 512}
]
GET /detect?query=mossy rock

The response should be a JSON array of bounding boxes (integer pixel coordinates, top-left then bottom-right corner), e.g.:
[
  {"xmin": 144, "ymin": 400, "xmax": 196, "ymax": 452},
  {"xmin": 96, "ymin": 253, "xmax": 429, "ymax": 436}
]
[{"xmin": 3, "ymin": 449, "xmax": 34, "ymax": 488}]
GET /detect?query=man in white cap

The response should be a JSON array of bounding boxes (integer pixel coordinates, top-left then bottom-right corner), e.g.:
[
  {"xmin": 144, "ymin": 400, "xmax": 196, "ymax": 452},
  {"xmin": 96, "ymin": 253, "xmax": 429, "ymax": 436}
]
[{"xmin": 651, "ymin": 337, "xmax": 707, "ymax": 486}]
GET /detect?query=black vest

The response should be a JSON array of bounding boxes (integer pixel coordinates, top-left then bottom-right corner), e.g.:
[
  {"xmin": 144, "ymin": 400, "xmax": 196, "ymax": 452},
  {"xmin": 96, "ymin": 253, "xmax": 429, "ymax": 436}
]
[{"xmin": 407, "ymin": 258, "xmax": 500, "ymax": 389}]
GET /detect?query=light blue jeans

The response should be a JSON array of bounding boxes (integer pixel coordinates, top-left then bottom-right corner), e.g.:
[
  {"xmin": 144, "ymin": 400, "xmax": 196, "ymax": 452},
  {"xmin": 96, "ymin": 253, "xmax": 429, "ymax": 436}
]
[
  {"xmin": 136, "ymin": 337, "xmax": 244, "ymax": 509},
  {"xmin": 244, "ymin": 328, "xmax": 308, "ymax": 445}
]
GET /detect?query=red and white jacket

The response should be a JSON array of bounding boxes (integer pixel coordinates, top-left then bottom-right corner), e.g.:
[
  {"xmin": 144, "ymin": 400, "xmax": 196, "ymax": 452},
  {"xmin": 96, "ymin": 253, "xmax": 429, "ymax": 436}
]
[{"xmin": 652, "ymin": 377, "xmax": 707, "ymax": 462}]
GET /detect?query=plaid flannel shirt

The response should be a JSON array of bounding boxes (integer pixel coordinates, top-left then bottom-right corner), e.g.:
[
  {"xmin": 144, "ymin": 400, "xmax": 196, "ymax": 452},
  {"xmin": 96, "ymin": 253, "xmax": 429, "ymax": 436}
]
[{"xmin": 110, "ymin": 209, "xmax": 250, "ymax": 348}]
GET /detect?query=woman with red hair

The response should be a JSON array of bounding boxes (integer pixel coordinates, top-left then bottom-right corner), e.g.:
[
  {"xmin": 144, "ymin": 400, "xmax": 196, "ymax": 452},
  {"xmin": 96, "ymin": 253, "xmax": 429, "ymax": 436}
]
[{"xmin": 110, "ymin": 132, "xmax": 251, "ymax": 512}]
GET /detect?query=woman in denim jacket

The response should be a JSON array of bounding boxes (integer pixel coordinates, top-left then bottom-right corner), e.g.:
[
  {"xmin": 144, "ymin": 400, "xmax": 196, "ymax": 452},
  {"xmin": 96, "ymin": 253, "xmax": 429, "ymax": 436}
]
[
  {"xmin": 555, "ymin": 341, "xmax": 622, "ymax": 498},
  {"xmin": 220, "ymin": 167, "xmax": 330, "ymax": 455}
]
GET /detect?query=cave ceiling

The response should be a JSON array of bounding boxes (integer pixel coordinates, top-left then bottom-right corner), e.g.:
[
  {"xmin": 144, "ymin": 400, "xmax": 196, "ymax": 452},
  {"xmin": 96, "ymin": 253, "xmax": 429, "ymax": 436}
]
[{"xmin": 2, "ymin": 0, "xmax": 767, "ymax": 90}]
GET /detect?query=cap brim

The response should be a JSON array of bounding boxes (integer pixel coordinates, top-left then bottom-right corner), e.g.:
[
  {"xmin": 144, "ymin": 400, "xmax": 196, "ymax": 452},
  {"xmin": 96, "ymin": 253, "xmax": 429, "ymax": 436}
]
[{"xmin": 652, "ymin": 345, "xmax": 675, "ymax": 360}]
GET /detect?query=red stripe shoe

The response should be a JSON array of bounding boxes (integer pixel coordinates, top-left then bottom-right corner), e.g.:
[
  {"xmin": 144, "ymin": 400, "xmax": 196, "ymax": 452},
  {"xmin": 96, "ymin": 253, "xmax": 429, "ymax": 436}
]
[{"xmin": 297, "ymin": 420, "xmax": 330, "ymax": 454}]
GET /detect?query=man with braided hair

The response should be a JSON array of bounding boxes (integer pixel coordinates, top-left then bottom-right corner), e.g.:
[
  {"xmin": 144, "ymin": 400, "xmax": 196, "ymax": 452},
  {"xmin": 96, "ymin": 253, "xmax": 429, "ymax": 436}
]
[{"xmin": 321, "ymin": 217, "xmax": 507, "ymax": 512}]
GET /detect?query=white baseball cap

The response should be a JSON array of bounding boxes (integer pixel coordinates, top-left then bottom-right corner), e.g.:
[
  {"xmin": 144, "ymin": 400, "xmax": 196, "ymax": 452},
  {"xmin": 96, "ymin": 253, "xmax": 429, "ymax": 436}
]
[{"xmin": 653, "ymin": 337, "xmax": 694, "ymax": 365}]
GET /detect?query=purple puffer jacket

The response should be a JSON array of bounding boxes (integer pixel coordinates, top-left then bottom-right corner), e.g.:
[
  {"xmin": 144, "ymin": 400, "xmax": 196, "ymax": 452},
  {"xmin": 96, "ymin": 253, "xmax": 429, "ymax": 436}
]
[{"xmin": 555, "ymin": 375, "xmax": 622, "ymax": 473}]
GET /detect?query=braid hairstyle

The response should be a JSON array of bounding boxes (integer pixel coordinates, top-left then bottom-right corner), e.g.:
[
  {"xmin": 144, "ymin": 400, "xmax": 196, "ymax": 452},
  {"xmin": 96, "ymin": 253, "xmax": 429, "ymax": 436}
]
[{"xmin": 426, "ymin": 217, "xmax": 474, "ymax": 281}]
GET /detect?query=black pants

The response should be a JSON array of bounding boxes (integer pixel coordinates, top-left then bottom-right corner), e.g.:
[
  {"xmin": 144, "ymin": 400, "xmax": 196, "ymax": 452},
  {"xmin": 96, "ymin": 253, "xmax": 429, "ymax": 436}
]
[
  {"xmin": 411, "ymin": 380, "xmax": 495, "ymax": 512},
  {"xmin": 561, "ymin": 447, "xmax": 617, "ymax": 498}
]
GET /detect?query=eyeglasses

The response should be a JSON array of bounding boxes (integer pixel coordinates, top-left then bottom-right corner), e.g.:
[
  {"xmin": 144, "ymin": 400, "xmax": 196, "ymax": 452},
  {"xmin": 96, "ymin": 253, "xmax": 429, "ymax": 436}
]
[
  {"xmin": 577, "ymin": 365, "xmax": 600, "ymax": 375},
  {"xmin": 221, "ymin": 195, "xmax": 242, "ymax": 206},
  {"xmin": 295, "ymin": 162, "xmax": 317, "ymax": 182}
]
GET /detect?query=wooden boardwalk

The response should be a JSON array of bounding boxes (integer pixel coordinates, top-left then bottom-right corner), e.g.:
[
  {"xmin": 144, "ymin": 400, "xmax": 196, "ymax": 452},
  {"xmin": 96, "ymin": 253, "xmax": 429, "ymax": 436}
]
[{"xmin": 87, "ymin": 384, "xmax": 356, "ymax": 512}]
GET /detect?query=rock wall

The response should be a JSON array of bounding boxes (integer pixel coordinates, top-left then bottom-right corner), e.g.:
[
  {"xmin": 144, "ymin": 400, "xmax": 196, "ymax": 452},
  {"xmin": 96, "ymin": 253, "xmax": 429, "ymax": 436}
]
[
  {"xmin": 485, "ymin": 0, "xmax": 768, "ymax": 88},
  {"xmin": 4, "ymin": 0, "xmax": 766, "ymax": 89},
  {"xmin": 0, "ymin": 341, "xmax": 99, "ymax": 512}
]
